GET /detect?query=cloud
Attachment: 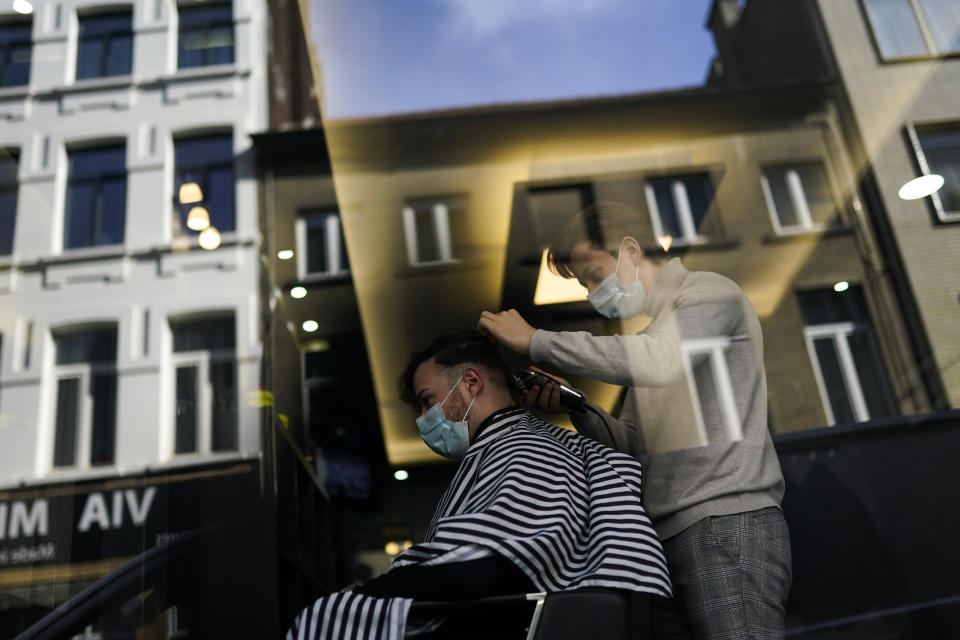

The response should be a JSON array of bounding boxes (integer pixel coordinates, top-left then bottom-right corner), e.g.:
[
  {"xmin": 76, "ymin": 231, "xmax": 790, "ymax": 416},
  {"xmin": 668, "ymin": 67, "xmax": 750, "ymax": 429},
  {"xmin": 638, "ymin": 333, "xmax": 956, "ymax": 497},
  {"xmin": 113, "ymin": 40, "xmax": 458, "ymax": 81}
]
[{"xmin": 436, "ymin": 0, "xmax": 630, "ymax": 40}]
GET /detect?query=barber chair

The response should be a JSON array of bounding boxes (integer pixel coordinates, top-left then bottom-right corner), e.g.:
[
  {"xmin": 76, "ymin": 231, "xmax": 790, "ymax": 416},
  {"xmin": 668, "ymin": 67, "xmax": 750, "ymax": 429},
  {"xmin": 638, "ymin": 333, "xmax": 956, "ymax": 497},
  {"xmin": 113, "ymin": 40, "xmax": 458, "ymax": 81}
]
[{"xmin": 407, "ymin": 588, "xmax": 654, "ymax": 640}]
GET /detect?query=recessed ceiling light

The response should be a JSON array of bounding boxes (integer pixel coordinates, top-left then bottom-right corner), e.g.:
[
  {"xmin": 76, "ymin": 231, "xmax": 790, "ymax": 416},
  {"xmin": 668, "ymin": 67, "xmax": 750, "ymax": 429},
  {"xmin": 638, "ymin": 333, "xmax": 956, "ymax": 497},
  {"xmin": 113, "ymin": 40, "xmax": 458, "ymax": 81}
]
[
  {"xmin": 277, "ymin": 249, "xmax": 294, "ymax": 260},
  {"xmin": 898, "ymin": 174, "xmax": 944, "ymax": 200},
  {"xmin": 290, "ymin": 286, "xmax": 307, "ymax": 299},
  {"xmin": 833, "ymin": 281, "xmax": 850, "ymax": 293},
  {"xmin": 394, "ymin": 469, "xmax": 409, "ymax": 481},
  {"xmin": 12, "ymin": 0, "xmax": 33, "ymax": 15},
  {"xmin": 301, "ymin": 320, "xmax": 319, "ymax": 332}
]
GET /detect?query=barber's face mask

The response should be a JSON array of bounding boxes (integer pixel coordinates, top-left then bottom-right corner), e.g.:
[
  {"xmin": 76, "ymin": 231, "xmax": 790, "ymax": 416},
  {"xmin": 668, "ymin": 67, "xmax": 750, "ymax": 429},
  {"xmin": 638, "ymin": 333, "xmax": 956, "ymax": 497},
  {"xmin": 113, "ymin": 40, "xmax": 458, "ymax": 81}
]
[
  {"xmin": 587, "ymin": 245, "xmax": 647, "ymax": 319},
  {"xmin": 415, "ymin": 376, "xmax": 477, "ymax": 459}
]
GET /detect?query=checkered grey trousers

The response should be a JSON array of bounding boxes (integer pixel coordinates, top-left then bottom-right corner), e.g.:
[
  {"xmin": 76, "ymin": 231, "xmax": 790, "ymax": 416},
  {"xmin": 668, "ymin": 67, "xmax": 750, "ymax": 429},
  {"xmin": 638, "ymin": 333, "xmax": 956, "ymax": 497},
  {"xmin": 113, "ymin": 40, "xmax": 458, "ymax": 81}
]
[{"xmin": 654, "ymin": 507, "xmax": 792, "ymax": 640}]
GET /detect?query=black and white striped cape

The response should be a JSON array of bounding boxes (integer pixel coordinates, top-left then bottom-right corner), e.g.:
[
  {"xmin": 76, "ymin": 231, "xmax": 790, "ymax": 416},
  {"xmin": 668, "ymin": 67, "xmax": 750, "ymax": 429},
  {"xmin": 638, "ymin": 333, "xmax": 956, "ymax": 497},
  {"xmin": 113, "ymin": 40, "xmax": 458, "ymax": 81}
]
[{"xmin": 287, "ymin": 407, "xmax": 671, "ymax": 639}]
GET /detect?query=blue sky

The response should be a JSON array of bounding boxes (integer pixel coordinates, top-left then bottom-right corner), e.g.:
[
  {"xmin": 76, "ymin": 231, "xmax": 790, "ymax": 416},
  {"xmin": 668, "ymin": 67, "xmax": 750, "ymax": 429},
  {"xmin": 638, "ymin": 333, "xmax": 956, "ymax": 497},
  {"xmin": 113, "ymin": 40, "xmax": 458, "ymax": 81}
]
[{"xmin": 307, "ymin": 0, "xmax": 717, "ymax": 119}]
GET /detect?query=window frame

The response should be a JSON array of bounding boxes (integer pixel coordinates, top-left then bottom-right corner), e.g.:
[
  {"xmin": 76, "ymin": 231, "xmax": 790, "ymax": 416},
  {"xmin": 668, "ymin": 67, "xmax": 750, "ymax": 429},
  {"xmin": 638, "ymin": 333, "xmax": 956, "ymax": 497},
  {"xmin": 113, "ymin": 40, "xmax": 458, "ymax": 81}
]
[
  {"xmin": 0, "ymin": 20, "xmax": 32, "ymax": 88},
  {"xmin": 296, "ymin": 211, "xmax": 349, "ymax": 280},
  {"xmin": 171, "ymin": 348, "xmax": 237, "ymax": 456},
  {"xmin": 906, "ymin": 122, "xmax": 960, "ymax": 222},
  {"xmin": 75, "ymin": 9, "xmax": 135, "ymax": 81},
  {"xmin": 51, "ymin": 336, "xmax": 118, "ymax": 471},
  {"xmin": 679, "ymin": 336, "xmax": 745, "ymax": 447},
  {"xmin": 176, "ymin": 1, "xmax": 235, "ymax": 70},
  {"xmin": 760, "ymin": 162, "xmax": 837, "ymax": 235},
  {"xmin": 402, "ymin": 201, "xmax": 458, "ymax": 266},
  {"xmin": 643, "ymin": 173, "xmax": 716, "ymax": 245},
  {"xmin": 804, "ymin": 322, "xmax": 874, "ymax": 426},
  {"xmin": 64, "ymin": 143, "xmax": 128, "ymax": 250},
  {"xmin": 861, "ymin": 0, "xmax": 960, "ymax": 61}
]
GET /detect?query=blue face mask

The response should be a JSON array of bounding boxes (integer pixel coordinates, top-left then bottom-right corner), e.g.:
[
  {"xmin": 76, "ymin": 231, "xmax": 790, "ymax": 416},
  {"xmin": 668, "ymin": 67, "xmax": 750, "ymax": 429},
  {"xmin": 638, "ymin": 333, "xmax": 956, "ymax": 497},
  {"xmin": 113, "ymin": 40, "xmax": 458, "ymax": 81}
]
[
  {"xmin": 587, "ymin": 246, "xmax": 647, "ymax": 319},
  {"xmin": 415, "ymin": 376, "xmax": 477, "ymax": 459}
]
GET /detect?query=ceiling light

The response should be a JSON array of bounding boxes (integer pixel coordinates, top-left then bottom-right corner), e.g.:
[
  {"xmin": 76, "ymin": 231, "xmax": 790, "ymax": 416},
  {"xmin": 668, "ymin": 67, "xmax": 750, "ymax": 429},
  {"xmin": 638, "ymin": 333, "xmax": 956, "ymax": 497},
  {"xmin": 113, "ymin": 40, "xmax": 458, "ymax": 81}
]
[
  {"xmin": 290, "ymin": 286, "xmax": 307, "ymax": 299},
  {"xmin": 301, "ymin": 320, "xmax": 319, "ymax": 333},
  {"xmin": 394, "ymin": 469, "xmax": 409, "ymax": 481},
  {"xmin": 178, "ymin": 182, "xmax": 203, "ymax": 204},
  {"xmin": 186, "ymin": 206, "xmax": 210, "ymax": 231},
  {"xmin": 277, "ymin": 249, "xmax": 294, "ymax": 260},
  {"xmin": 12, "ymin": 0, "xmax": 33, "ymax": 15},
  {"xmin": 657, "ymin": 235, "xmax": 674, "ymax": 252},
  {"xmin": 198, "ymin": 226, "xmax": 221, "ymax": 250},
  {"xmin": 898, "ymin": 174, "xmax": 944, "ymax": 200},
  {"xmin": 833, "ymin": 281, "xmax": 850, "ymax": 293},
  {"xmin": 384, "ymin": 541, "xmax": 401, "ymax": 555}
]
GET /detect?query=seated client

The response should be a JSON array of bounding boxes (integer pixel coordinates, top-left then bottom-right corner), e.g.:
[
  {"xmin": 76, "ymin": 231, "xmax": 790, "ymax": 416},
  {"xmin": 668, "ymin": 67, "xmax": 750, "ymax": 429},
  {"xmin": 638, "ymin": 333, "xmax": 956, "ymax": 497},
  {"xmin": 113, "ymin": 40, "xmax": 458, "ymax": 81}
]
[{"xmin": 287, "ymin": 330, "xmax": 671, "ymax": 639}]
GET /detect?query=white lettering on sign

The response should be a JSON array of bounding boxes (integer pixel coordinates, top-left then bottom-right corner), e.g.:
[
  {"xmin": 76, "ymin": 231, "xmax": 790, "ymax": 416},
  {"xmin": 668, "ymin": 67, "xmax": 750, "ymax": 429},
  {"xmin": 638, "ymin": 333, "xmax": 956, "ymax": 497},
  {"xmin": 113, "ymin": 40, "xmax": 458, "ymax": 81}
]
[
  {"xmin": 77, "ymin": 488, "xmax": 157, "ymax": 533},
  {"xmin": 0, "ymin": 500, "xmax": 49, "ymax": 540}
]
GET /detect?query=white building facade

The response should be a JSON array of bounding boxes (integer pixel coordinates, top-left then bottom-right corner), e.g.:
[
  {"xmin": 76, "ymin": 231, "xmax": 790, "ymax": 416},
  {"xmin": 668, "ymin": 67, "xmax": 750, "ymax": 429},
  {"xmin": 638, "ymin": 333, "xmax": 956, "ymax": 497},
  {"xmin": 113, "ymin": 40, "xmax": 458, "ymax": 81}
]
[{"xmin": 0, "ymin": 0, "xmax": 267, "ymax": 487}]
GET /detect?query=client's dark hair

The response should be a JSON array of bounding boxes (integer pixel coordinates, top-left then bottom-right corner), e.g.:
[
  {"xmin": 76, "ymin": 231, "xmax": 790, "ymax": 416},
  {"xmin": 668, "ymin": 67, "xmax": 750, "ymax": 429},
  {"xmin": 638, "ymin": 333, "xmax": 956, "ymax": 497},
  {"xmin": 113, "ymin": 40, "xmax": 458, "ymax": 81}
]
[{"xmin": 399, "ymin": 330, "xmax": 512, "ymax": 407}]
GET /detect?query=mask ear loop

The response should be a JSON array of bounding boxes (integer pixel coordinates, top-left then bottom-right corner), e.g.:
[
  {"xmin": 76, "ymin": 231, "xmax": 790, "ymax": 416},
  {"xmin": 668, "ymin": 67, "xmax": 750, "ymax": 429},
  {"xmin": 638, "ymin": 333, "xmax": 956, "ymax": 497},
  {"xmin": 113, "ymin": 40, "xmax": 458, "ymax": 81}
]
[{"xmin": 461, "ymin": 393, "xmax": 478, "ymax": 421}]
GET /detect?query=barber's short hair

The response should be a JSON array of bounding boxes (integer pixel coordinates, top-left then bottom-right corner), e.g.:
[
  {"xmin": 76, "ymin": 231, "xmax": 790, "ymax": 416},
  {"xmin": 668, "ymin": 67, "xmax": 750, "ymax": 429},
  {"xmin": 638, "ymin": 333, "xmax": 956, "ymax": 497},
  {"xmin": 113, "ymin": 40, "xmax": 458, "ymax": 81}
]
[
  {"xmin": 399, "ymin": 330, "xmax": 512, "ymax": 407},
  {"xmin": 547, "ymin": 201, "xmax": 669, "ymax": 280}
]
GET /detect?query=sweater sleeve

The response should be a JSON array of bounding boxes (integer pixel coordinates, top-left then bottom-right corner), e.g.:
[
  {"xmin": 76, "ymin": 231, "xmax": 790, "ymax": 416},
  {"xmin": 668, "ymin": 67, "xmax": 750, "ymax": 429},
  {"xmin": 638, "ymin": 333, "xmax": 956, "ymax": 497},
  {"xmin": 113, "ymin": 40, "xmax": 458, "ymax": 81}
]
[
  {"xmin": 570, "ymin": 401, "xmax": 643, "ymax": 456},
  {"xmin": 528, "ymin": 278, "xmax": 743, "ymax": 389}
]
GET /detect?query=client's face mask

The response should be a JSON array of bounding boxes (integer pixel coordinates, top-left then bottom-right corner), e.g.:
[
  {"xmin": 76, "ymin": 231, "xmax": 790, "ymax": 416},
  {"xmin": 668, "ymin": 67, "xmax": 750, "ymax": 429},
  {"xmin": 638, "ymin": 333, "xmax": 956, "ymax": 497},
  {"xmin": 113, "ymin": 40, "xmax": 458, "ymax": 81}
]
[
  {"xmin": 587, "ymin": 244, "xmax": 647, "ymax": 319},
  {"xmin": 415, "ymin": 376, "xmax": 477, "ymax": 459}
]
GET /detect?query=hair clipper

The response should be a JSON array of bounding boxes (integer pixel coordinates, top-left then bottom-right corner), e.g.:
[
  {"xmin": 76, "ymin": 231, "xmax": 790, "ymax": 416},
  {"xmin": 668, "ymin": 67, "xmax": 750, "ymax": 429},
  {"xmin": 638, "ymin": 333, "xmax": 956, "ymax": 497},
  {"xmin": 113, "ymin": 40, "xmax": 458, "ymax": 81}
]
[{"xmin": 512, "ymin": 369, "xmax": 587, "ymax": 413}]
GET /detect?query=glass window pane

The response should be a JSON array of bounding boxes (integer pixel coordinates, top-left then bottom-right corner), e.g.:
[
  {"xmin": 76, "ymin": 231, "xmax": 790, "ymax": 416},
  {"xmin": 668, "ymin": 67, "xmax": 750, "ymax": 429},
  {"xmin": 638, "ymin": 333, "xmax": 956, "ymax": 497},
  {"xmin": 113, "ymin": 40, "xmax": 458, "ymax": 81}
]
[
  {"xmin": 813, "ymin": 337, "xmax": 855, "ymax": 425},
  {"xmin": 178, "ymin": 4, "xmax": 233, "ymax": 28},
  {"xmin": 650, "ymin": 181, "xmax": 682, "ymax": 238},
  {"xmin": 796, "ymin": 163, "xmax": 836, "ymax": 226},
  {"xmin": 78, "ymin": 12, "xmax": 131, "ymax": 37},
  {"xmin": 765, "ymin": 168, "xmax": 799, "ymax": 228},
  {"xmin": 205, "ymin": 26, "xmax": 235, "ymax": 65},
  {"xmin": 172, "ymin": 316, "xmax": 236, "ymax": 352},
  {"xmin": 178, "ymin": 32, "xmax": 205, "ymax": 69},
  {"xmin": 76, "ymin": 38, "xmax": 105, "ymax": 80},
  {"xmin": 53, "ymin": 378, "xmax": 79, "ymax": 468},
  {"xmin": 864, "ymin": 0, "xmax": 929, "ymax": 58},
  {"xmin": 98, "ymin": 176, "xmax": 126, "ymax": 245},
  {"xmin": 69, "ymin": 145, "xmax": 126, "ymax": 178},
  {"xmin": 175, "ymin": 366, "xmax": 198, "ymax": 454},
  {"xmin": 681, "ymin": 174, "xmax": 713, "ymax": 231},
  {"xmin": 4, "ymin": 43, "xmax": 31, "ymax": 87},
  {"xmin": 917, "ymin": 127, "xmax": 960, "ymax": 213},
  {"xmin": 848, "ymin": 330, "xmax": 895, "ymax": 420},
  {"xmin": 210, "ymin": 361, "xmax": 238, "ymax": 451},
  {"xmin": 918, "ymin": 0, "xmax": 960, "ymax": 53},
  {"xmin": 65, "ymin": 182, "xmax": 96, "ymax": 249},
  {"xmin": 175, "ymin": 135, "xmax": 233, "ymax": 168},
  {"xmin": 207, "ymin": 165, "xmax": 235, "ymax": 232},
  {"xmin": 305, "ymin": 217, "xmax": 329, "ymax": 274},
  {"xmin": 106, "ymin": 34, "xmax": 133, "ymax": 76},
  {"xmin": 0, "ymin": 188, "xmax": 16, "ymax": 255},
  {"xmin": 56, "ymin": 327, "xmax": 118, "ymax": 365},
  {"xmin": 413, "ymin": 206, "xmax": 439, "ymax": 262},
  {"xmin": 90, "ymin": 373, "xmax": 117, "ymax": 466}
]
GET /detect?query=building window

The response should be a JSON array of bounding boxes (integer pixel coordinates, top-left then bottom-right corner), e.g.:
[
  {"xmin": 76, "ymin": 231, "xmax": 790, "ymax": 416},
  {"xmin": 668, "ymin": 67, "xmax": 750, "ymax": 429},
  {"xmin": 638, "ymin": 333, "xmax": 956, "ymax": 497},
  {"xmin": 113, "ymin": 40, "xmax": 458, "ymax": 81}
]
[
  {"xmin": 0, "ymin": 20, "xmax": 31, "ymax": 88},
  {"xmin": 0, "ymin": 149, "xmax": 18, "ymax": 256},
  {"xmin": 907, "ymin": 123, "xmax": 960, "ymax": 221},
  {"xmin": 53, "ymin": 326, "xmax": 118, "ymax": 469},
  {"xmin": 76, "ymin": 10, "xmax": 133, "ymax": 80},
  {"xmin": 173, "ymin": 134, "xmax": 234, "ymax": 235},
  {"xmin": 297, "ymin": 212, "xmax": 349, "ymax": 279},
  {"xmin": 402, "ymin": 199, "xmax": 463, "ymax": 265},
  {"xmin": 65, "ymin": 145, "xmax": 127, "ymax": 250},
  {"xmin": 863, "ymin": 0, "xmax": 960, "ymax": 60},
  {"xmin": 644, "ymin": 173, "xmax": 717, "ymax": 244},
  {"xmin": 177, "ymin": 2, "xmax": 234, "ymax": 69},
  {"xmin": 761, "ymin": 162, "xmax": 838, "ymax": 234},
  {"xmin": 171, "ymin": 315, "xmax": 237, "ymax": 455},
  {"xmin": 799, "ymin": 287, "xmax": 895, "ymax": 426}
]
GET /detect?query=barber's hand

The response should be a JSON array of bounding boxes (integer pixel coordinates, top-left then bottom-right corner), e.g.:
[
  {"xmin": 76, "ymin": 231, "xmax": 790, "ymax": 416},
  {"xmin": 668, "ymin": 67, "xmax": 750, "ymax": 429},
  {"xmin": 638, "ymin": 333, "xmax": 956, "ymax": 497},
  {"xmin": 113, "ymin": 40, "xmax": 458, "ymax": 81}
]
[
  {"xmin": 522, "ymin": 366, "xmax": 575, "ymax": 414},
  {"xmin": 477, "ymin": 309, "xmax": 537, "ymax": 356}
]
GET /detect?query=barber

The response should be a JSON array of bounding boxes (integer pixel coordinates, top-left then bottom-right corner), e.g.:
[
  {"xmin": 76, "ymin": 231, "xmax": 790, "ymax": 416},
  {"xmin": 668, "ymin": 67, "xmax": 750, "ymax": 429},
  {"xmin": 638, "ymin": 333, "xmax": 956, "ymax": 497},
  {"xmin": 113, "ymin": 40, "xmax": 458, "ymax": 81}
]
[{"xmin": 477, "ymin": 201, "xmax": 791, "ymax": 640}]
